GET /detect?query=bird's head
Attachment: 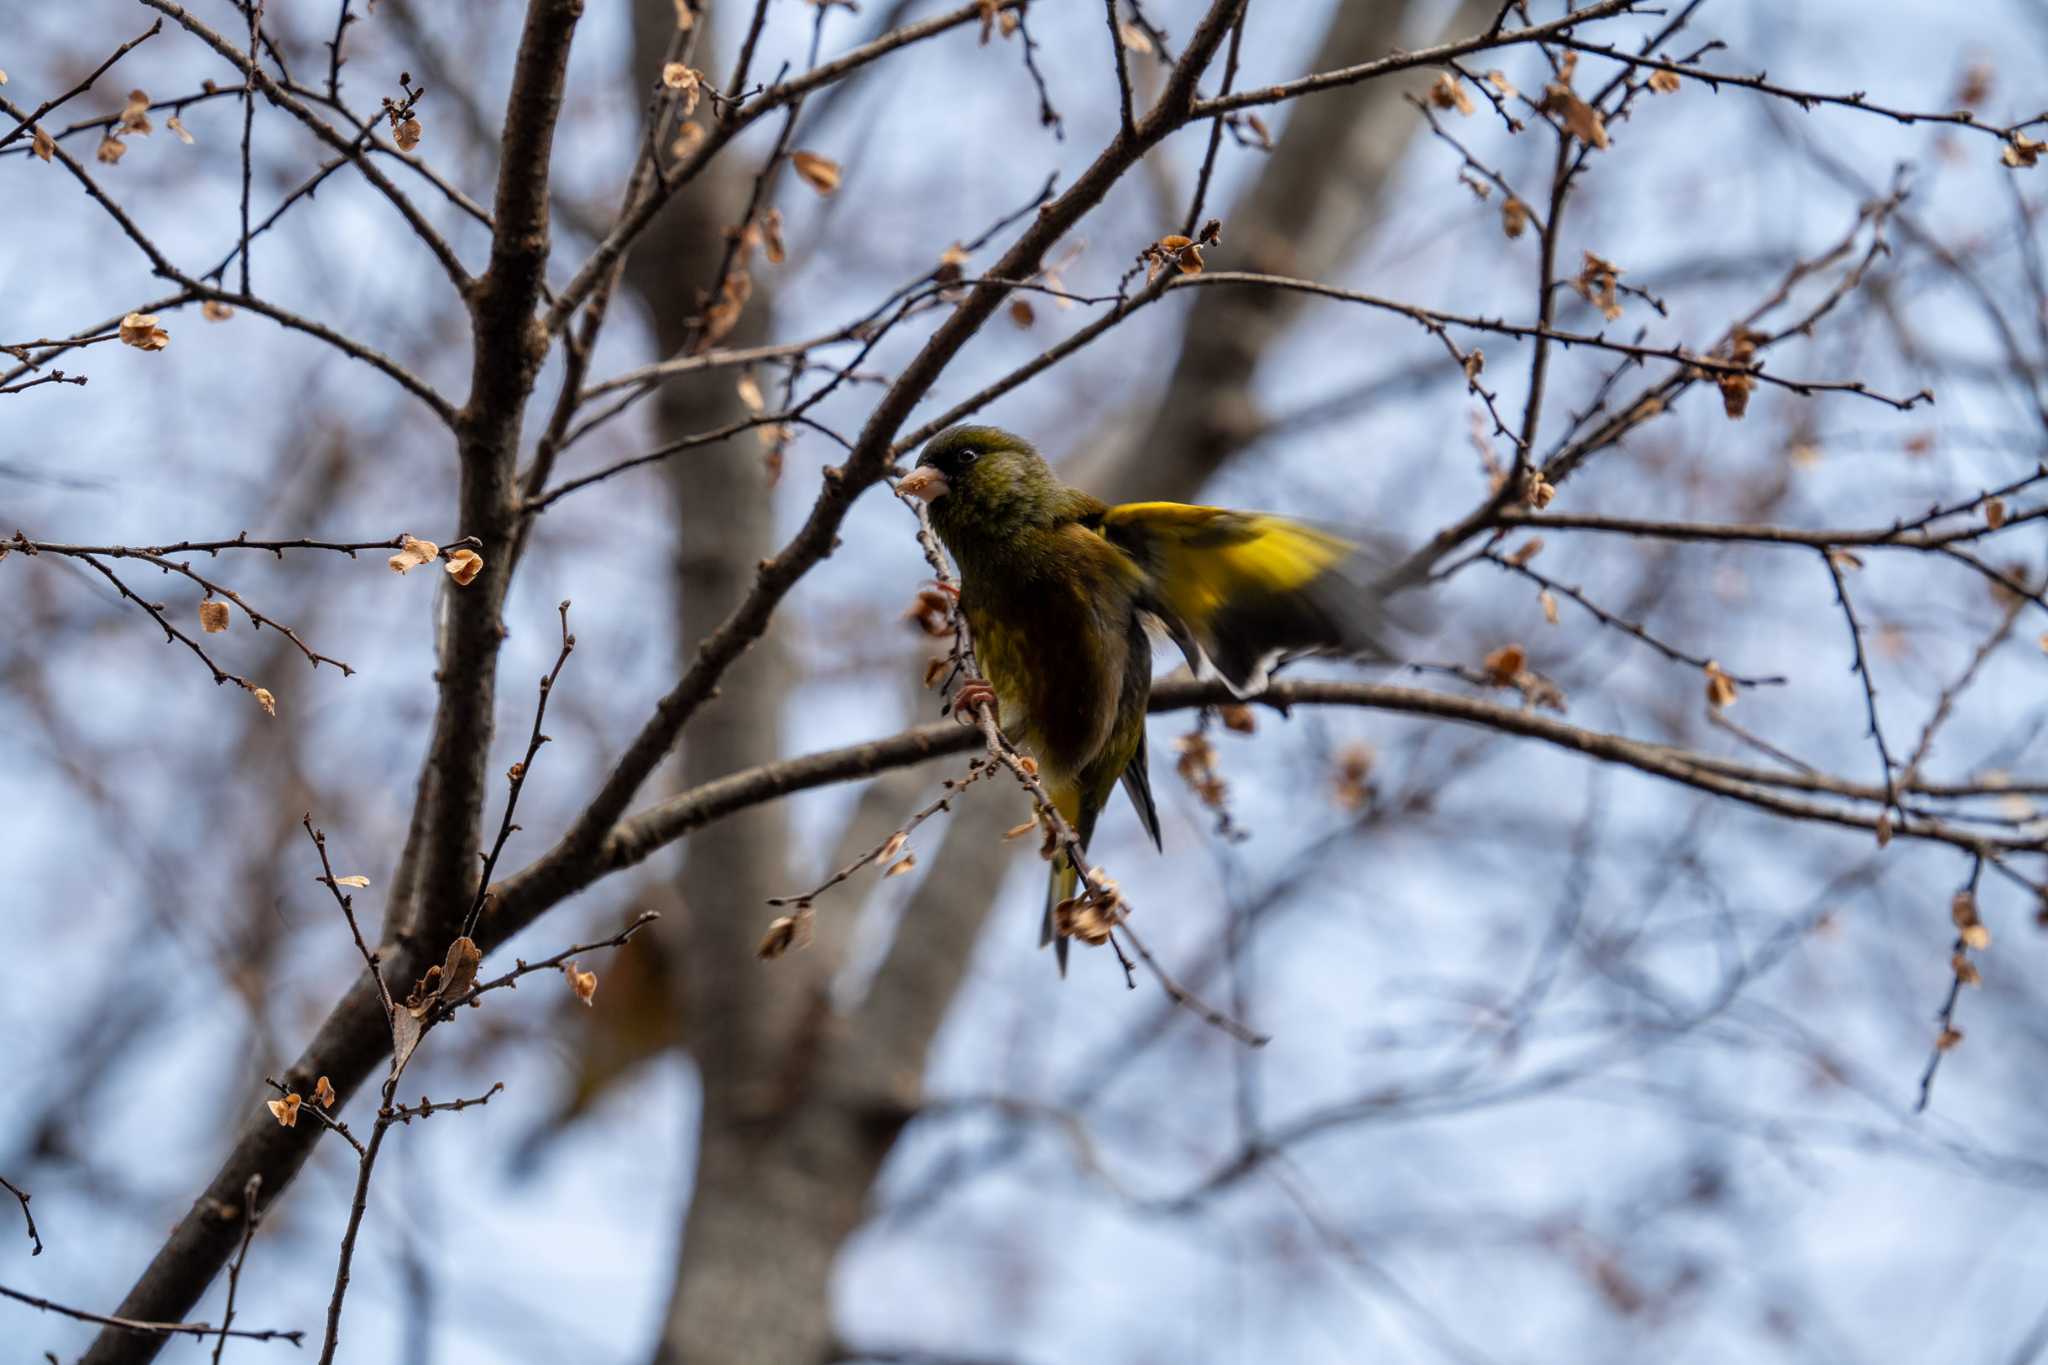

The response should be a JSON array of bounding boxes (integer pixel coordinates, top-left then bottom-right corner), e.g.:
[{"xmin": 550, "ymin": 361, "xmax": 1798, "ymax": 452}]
[{"xmin": 895, "ymin": 425, "xmax": 1056, "ymax": 536}]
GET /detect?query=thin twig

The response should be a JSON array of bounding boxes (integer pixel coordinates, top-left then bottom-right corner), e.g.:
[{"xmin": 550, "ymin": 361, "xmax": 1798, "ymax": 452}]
[
  {"xmin": 304, "ymin": 817, "xmax": 394, "ymax": 1020},
  {"xmin": 209, "ymin": 1174, "xmax": 263, "ymax": 1365},
  {"xmin": 434, "ymin": 911, "xmax": 661, "ymax": 1019},
  {"xmin": 1105, "ymin": 0, "xmax": 1137, "ymax": 136},
  {"xmin": 1820, "ymin": 548, "xmax": 1901, "ymax": 817},
  {"xmin": 767, "ymin": 756, "xmax": 992, "ymax": 910},
  {"xmin": 266, "ymin": 1078, "xmax": 366, "ymax": 1158},
  {"xmin": 386, "ymin": 1083, "xmax": 505, "ymax": 1124},
  {"xmin": 967, "ymin": 704, "xmax": 1269, "ymax": 1047},
  {"xmin": 1483, "ymin": 550, "xmax": 1786, "ymax": 687},
  {"xmin": 238, "ymin": 0, "xmax": 264, "ymax": 295},
  {"xmin": 0, "ymin": 1175, "xmax": 41, "ymax": 1256},
  {"xmin": 462, "ymin": 602, "xmax": 576, "ymax": 939},
  {"xmin": 0, "ymin": 19, "xmax": 163, "ymax": 153},
  {"xmin": 0, "ymin": 1283, "xmax": 301, "ymax": 1347},
  {"xmin": 1916, "ymin": 856, "xmax": 1986, "ymax": 1113}
]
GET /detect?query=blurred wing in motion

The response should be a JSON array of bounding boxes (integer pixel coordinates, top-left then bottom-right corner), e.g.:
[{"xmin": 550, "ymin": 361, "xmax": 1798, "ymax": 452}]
[{"xmin": 1096, "ymin": 501, "xmax": 1394, "ymax": 695}]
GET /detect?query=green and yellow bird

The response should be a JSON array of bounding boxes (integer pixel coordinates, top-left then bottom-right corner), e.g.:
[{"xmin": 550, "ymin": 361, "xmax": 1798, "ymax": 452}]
[{"xmin": 896, "ymin": 425, "xmax": 1391, "ymax": 974}]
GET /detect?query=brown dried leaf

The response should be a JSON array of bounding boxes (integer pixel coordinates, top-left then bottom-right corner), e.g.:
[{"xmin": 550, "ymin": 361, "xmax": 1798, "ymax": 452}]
[
  {"xmin": 394, "ymin": 117, "xmax": 422, "ymax": 153},
  {"xmin": 735, "ymin": 373, "xmax": 765, "ymax": 413},
  {"xmin": 564, "ymin": 961, "xmax": 598, "ymax": 1006},
  {"xmin": 1953, "ymin": 952, "xmax": 1981, "ymax": 986},
  {"xmin": 702, "ymin": 269, "xmax": 753, "ymax": 347},
  {"xmin": 1573, "ymin": 252, "xmax": 1624, "ymax": 321},
  {"xmin": 1333, "ymin": 742, "xmax": 1375, "ymax": 811},
  {"xmin": 1009, "ymin": 298, "xmax": 1036, "ymax": 328},
  {"xmin": 444, "ymin": 548, "xmax": 483, "ymax": 585},
  {"xmin": 1003, "ymin": 818, "xmax": 1039, "ymax": 841},
  {"xmin": 1542, "ymin": 83, "xmax": 1609, "ymax": 149},
  {"xmin": 756, "ymin": 908, "xmax": 814, "ymax": 960},
  {"xmin": 333, "ymin": 874, "xmax": 370, "ymax": 889},
  {"xmin": 201, "ymin": 299, "xmax": 234, "ymax": 321},
  {"xmin": 439, "ymin": 937, "xmax": 481, "ymax": 1002},
  {"xmin": 1936, "ymin": 1026, "xmax": 1964, "ymax": 1051},
  {"xmin": 1485, "ymin": 69, "xmax": 1517, "ymax": 99},
  {"xmin": 250, "ymin": 686, "xmax": 276, "ymax": 717},
  {"xmin": 1952, "ymin": 889, "xmax": 1980, "ymax": 928},
  {"xmin": 759, "ymin": 207, "xmax": 786, "ymax": 264},
  {"xmin": 31, "ymin": 126, "xmax": 54, "ymax": 162},
  {"xmin": 1646, "ymin": 68, "xmax": 1682, "ymax": 95},
  {"xmin": 119, "ymin": 89, "xmax": 152, "ymax": 136},
  {"xmin": 1118, "ymin": 20, "xmax": 1152, "ymax": 54},
  {"xmin": 670, "ymin": 121, "xmax": 706, "ymax": 159},
  {"xmin": 266, "ymin": 1093, "xmax": 302, "ymax": 1128},
  {"xmin": 662, "ymin": 64, "xmax": 702, "ymax": 118},
  {"xmin": 1052, "ymin": 895, "xmax": 1117, "ymax": 945},
  {"xmin": 1506, "ymin": 537, "xmax": 1544, "ymax": 567},
  {"xmin": 1483, "ymin": 644, "xmax": 1527, "ymax": 686},
  {"xmin": 1703, "ymin": 660, "xmax": 1738, "ymax": 710},
  {"xmin": 1875, "ymin": 812, "xmax": 1893, "ymax": 847},
  {"xmin": 166, "ymin": 114, "xmax": 194, "ymax": 145},
  {"xmin": 1430, "ymin": 72, "xmax": 1474, "ymax": 116},
  {"xmin": 673, "ymin": 0, "xmax": 695, "ymax": 28},
  {"xmin": 118, "ymin": 312, "xmax": 168, "ymax": 351},
  {"xmin": 1985, "ymin": 497, "xmax": 2007, "ymax": 530},
  {"xmin": 390, "ymin": 1008, "xmax": 422, "ymax": 1074},
  {"xmin": 791, "ymin": 150, "xmax": 840, "ymax": 195},
  {"xmin": 759, "ymin": 424, "xmax": 791, "ymax": 485},
  {"xmin": 1954, "ymin": 62, "xmax": 1992, "ymax": 110},
  {"xmin": 198, "ymin": 600, "xmax": 231, "ymax": 633},
  {"xmin": 1219, "ymin": 703, "xmax": 1256, "ymax": 734},
  {"xmin": 1502, "ymin": 196, "xmax": 1529, "ymax": 239},
  {"xmin": 884, "ymin": 853, "xmax": 917, "ymax": 879},
  {"xmin": 388, "ymin": 536, "xmax": 439, "ymax": 574},
  {"xmin": 313, "ymin": 1075, "xmax": 336, "ymax": 1108},
  {"xmin": 2003, "ymin": 134, "xmax": 2043, "ymax": 169},
  {"xmin": 1463, "ymin": 349, "xmax": 1485, "ymax": 382},
  {"xmin": 908, "ymin": 587, "xmax": 953, "ymax": 638},
  {"xmin": 1717, "ymin": 370, "xmax": 1755, "ymax": 420},
  {"xmin": 1961, "ymin": 923, "xmax": 1992, "ymax": 951},
  {"xmin": 1539, "ymin": 589, "xmax": 1560, "ymax": 625}
]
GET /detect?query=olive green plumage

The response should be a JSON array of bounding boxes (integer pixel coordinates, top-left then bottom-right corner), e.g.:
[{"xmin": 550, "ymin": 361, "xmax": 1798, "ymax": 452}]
[{"xmin": 904, "ymin": 424, "xmax": 1386, "ymax": 974}]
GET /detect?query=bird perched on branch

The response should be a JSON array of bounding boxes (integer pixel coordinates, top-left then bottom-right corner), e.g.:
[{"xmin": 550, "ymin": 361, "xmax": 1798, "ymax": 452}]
[{"xmin": 896, "ymin": 424, "xmax": 1394, "ymax": 974}]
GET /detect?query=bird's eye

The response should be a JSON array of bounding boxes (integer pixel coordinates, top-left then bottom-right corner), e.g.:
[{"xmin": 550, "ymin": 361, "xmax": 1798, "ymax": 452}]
[{"xmin": 957, "ymin": 448, "xmax": 981, "ymax": 466}]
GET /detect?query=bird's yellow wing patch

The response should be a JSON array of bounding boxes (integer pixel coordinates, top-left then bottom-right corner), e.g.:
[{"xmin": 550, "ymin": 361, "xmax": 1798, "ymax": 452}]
[{"xmin": 1098, "ymin": 502, "xmax": 1373, "ymax": 694}]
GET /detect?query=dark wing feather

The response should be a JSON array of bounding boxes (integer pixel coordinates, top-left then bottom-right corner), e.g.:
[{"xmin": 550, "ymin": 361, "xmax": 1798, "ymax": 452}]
[{"xmin": 1119, "ymin": 730, "xmax": 1164, "ymax": 852}]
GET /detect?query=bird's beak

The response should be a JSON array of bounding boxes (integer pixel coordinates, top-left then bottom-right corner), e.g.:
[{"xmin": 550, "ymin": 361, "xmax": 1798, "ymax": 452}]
[{"xmin": 896, "ymin": 467, "xmax": 949, "ymax": 502}]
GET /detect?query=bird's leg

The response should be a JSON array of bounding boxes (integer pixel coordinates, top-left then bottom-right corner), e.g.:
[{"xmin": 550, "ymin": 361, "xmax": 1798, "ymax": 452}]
[{"xmin": 951, "ymin": 677, "xmax": 998, "ymax": 721}]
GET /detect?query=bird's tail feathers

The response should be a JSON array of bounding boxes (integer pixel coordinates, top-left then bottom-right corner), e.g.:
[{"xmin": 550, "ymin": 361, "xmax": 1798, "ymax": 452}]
[{"xmin": 1041, "ymin": 853, "xmax": 1078, "ymax": 977}]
